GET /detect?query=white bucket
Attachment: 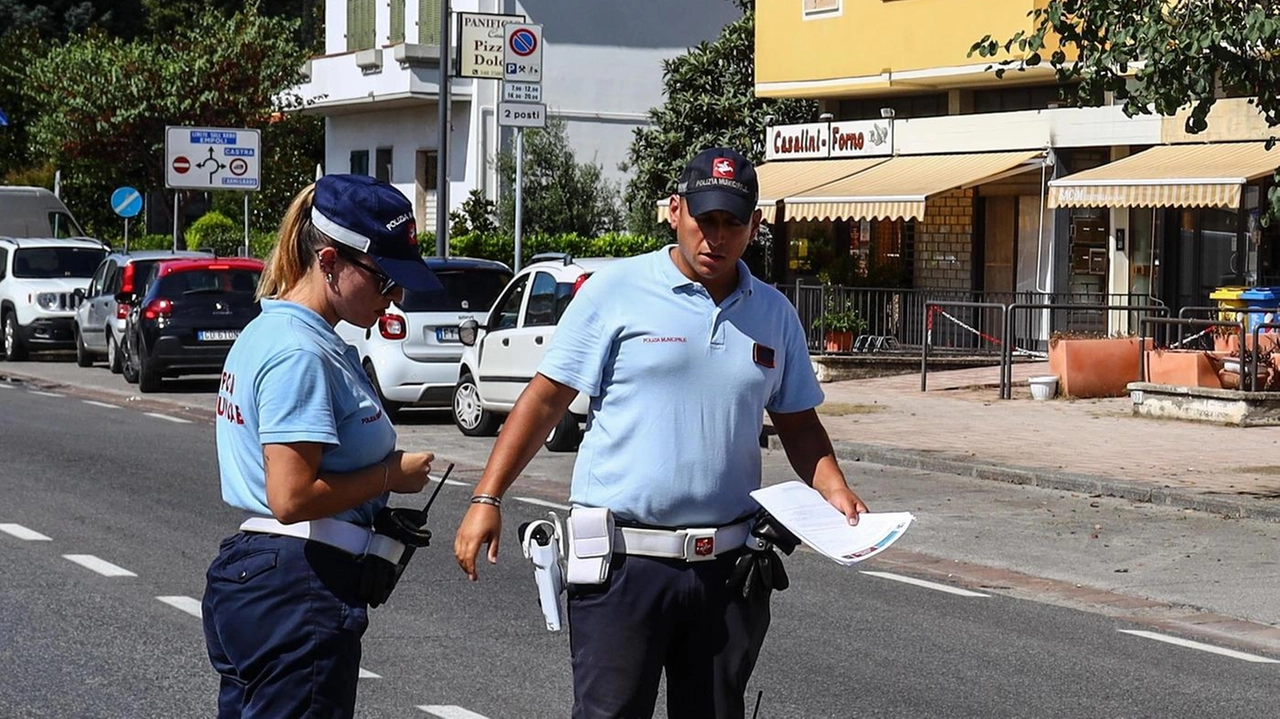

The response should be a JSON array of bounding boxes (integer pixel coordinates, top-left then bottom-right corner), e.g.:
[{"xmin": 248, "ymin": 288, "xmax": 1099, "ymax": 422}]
[{"xmin": 1028, "ymin": 375, "xmax": 1059, "ymax": 401}]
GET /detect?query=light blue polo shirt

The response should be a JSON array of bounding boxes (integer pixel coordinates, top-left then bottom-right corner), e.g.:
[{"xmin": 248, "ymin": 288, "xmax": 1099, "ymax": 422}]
[
  {"xmin": 215, "ymin": 299, "xmax": 397, "ymax": 527},
  {"xmin": 538, "ymin": 246, "xmax": 823, "ymax": 527}
]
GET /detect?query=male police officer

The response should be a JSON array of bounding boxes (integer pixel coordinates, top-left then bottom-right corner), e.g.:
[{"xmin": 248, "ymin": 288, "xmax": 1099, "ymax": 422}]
[{"xmin": 454, "ymin": 147, "xmax": 867, "ymax": 719}]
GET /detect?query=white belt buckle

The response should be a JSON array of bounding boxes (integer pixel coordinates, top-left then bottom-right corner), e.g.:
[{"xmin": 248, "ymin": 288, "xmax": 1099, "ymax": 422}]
[{"xmin": 683, "ymin": 528, "xmax": 718, "ymax": 561}]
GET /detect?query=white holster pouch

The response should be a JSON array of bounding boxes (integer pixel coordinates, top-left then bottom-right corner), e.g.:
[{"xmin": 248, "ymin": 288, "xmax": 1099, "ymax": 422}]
[
  {"xmin": 519, "ymin": 514, "xmax": 566, "ymax": 632},
  {"xmin": 566, "ymin": 506, "xmax": 614, "ymax": 586}
]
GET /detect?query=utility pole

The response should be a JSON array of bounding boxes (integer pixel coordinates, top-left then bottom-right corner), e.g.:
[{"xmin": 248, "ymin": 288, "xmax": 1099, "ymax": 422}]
[{"xmin": 435, "ymin": 0, "xmax": 451, "ymax": 257}]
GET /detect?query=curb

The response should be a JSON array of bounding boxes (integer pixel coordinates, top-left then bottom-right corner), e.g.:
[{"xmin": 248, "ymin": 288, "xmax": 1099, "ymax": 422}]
[{"xmin": 767, "ymin": 435, "xmax": 1280, "ymax": 523}]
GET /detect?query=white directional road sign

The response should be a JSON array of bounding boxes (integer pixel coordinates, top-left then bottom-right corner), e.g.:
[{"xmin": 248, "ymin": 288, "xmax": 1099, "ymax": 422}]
[
  {"xmin": 503, "ymin": 23, "xmax": 543, "ymax": 82},
  {"xmin": 165, "ymin": 126, "xmax": 261, "ymax": 191},
  {"xmin": 498, "ymin": 101, "xmax": 547, "ymax": 128}
]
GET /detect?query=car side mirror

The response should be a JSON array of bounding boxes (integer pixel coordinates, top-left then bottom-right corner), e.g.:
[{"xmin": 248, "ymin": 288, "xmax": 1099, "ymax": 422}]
[
  {"xmin": 114, "ymin": 291, "xmax": 135, "ymax": 305},
  {"xmin": 458, "ymin": 318, "xmax": 480, "ymax": 347}
]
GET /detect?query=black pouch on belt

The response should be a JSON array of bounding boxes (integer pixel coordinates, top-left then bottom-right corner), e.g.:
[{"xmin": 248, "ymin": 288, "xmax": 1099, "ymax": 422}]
[
  {"xmin": 726, "ymin": 510, "xmax": 801, "ymax": 601},
  {"xmin": 357, "ymin": 507, "xmax": 434, "ymax": 608}
]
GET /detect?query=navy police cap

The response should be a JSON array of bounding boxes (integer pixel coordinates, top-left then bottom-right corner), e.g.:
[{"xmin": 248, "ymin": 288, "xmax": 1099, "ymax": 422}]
[
  {"xmin": 311, "ymin": 174, "xmax": 442, "ymax": 293},
  {"xmin": 677, "ymin": 148, "xmax": 760, "ymax": 224}
]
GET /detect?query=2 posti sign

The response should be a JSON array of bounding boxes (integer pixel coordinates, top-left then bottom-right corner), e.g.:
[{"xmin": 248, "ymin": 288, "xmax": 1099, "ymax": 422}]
[{"xmin": 765, "ymin": 120, "xmax": 894, "ymax": 161}]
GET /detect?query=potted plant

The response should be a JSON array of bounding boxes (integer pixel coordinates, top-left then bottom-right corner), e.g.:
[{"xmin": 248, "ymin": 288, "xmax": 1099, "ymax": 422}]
[{"xmin": 812, "ymin": 296, "xmax": 867, "ymax": 353}]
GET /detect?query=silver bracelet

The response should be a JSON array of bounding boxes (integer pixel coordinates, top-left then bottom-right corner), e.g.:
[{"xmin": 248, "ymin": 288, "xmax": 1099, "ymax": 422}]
[{"xmin": 470, "ymin": 493, "xmax": 502, "ymax": 508}]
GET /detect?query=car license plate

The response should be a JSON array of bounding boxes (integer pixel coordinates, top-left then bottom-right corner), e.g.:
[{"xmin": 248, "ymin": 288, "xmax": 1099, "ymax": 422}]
[
  {"xmin": 435, "ymin": 326, "xmax": 460, "ymax": 342},
  {"xmin": 198, "ymin": 330, "xmax": 240, "ymax": 342}
]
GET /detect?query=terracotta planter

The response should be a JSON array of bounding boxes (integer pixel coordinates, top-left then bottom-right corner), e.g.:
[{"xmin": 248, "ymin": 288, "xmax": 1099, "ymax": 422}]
[
  {"xmin": 823, "ymin": 331, "xmax": 854, "ymax": 353},
  {"xmin": 1145, "ymin": 349, "xmax": 1222, "ymax": 388},
  {"xmin": 1047, "ymin": 337, "xmax": 1149, "ymax": 398},
  {"xmin": 1213, "ymin": 333, "xmax": 1280, "ymax": 353}
]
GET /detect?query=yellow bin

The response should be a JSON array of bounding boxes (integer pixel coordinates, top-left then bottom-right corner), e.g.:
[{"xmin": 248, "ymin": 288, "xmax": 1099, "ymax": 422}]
[{"xmin": 1210, "ymin": 286, "xmax": 1249, "ymax": 324}]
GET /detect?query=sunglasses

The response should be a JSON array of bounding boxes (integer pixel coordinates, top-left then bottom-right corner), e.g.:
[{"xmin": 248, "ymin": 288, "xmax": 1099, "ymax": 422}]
[{"xmin": 327, "ymin": 247, "xmax": 398, "ymax": 296}]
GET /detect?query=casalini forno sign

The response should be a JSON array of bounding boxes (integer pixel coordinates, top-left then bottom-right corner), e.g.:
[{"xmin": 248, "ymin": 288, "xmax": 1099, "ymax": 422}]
[{"xmin": 765, "ymin": 120, "xmax": 893, "ymax": 161}]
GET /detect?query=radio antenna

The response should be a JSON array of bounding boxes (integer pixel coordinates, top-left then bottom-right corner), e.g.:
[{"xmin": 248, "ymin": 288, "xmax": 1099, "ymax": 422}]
[{"xmin": 421, "ymin": 463, "xmax": 454, "ymax": 515}]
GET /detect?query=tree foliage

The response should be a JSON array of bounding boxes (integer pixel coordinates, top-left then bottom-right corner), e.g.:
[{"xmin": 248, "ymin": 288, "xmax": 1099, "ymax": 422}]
[
  {"xmin": 0, "ymin": 0, "xmax": 145, "ymax": 41},
  {"xmin": 971, "ymin": 1, "xmax": 1280, "ymax": 134},
  {"xmin": 622, "ymin": 0, "xmax": 817, "ymax": 234},
  {"xmin": 497, "ymin": 116, "xmax": 623, "ymax": 238},
  {"xmin": 23, "ymin": 5, "xmax": 317, "ymax": 236}
]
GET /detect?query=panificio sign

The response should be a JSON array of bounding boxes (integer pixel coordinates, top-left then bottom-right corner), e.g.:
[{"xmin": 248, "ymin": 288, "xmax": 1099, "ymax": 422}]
[{"xmin": 456, "ymin": 12, "xmax": 524, "ymax": 79}]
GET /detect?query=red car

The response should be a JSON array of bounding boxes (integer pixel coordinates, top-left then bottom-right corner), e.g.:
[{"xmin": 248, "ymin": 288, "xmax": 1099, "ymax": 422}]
[{"xmin": 120, "ymin": 257, "xmax": 264, "ymax": 393}]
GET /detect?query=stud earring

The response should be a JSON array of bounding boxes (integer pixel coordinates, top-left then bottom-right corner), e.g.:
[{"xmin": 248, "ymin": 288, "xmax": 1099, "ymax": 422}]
[{"xmin": 325, "ymin": 272, "xmax": 334, "ymax": 284}]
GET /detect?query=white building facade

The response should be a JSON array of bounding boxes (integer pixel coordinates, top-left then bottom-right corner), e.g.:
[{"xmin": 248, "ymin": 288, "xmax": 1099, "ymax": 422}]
[{"xmin": 298, "ymin": 0, "xmax": 739, "ymax": 235}]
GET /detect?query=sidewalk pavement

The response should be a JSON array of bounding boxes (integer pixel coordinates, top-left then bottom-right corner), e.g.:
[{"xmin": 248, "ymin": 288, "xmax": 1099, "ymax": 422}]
[{"xmin": 797, "ymin": 362, "xmax": 1280, "ymax": 521}]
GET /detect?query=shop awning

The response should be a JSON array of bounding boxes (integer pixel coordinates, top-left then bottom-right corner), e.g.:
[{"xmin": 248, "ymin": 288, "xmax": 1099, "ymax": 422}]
[
  {"xmin": 654, "ymin": 157, "xmax": 887, "ymax": 224},
  {"xmin": 784, "ymin": 150, "xmax": 1046, "ymax": 222},
  {"xmin": 1048, "ymin": 142, "xmax": 1280, "ymax": 209}
]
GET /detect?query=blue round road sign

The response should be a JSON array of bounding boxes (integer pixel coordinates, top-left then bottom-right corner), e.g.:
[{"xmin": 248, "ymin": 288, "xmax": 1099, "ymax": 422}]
[
  {"xmin": 510, "ymin": 28, "xmax": 537, "ymax": 56},
  {"xmin": 111, "ymin": 186, "xmax": 142, "ymax": 218}
]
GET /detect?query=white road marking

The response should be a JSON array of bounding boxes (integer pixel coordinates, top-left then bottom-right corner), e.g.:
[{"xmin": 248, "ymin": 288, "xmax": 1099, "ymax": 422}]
[
  {"xmin": 444, "ymin": 479, "xmax": 468, "ymax": 487},
  {"xmin": 0, "ymin": 382, "xmax": 14, "ymax": 389},
  {"xmin": 418, "ymin": 707, "xmax": 490, "ymax": 719},
  {"xmin": 145, "ymin": 412, "xmax": 192, "ymax": 424},
  {"xmin": 82, "ymin": 400, "xmax": 120, "ymax": 410},
  {"xmin": 859, "ymin": 570, "xmax": 990, "ymax": 597},
  {"xmin": 1118, "ymin": 630, "xmax": 1280, "ymax": 664},
  {"xmin": 29, "ymin": 391, "xmax": 63, "ymax": 397},
  {"xmin": 358, "ymin": 668, "xmax": 381, "ymax": 679},
  {"xmin": 511, "ymin": 496, "xmax": 570, "ymax": 510},
  {"xmin": 0, "ymin": 523, "xmax": 52, "ymax": 541},
  {"xmin": 157, "ymin": 596, "xmax": 203, "ymax": 618},
  {"xmin": 63, "ymin": 554, "xmax": 137, "ymax": 577}
]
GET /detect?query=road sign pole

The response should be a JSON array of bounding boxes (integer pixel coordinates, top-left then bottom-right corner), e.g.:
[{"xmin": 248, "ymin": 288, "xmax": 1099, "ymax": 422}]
[
  {"xmin": 243, "ymin": 194, "xmax": 250, "ymax": 257},
  {"xmin": 172, "ymin": 191, "xmax": 180, "ymax": 252},
  {"xmin": 123, "ymin": 217, "xmax": 129, "ymax": 253},
  {"xmin": 514, "ymin": 128, "xmax": 524, "ymax": 273},
  {"xmin": 435, "ymin": 0, "xmax": 451, "ymax": 258}
]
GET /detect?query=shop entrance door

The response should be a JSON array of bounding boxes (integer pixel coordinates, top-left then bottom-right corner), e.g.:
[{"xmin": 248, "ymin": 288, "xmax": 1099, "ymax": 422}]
[{"xmin": 983, "ymin": 196, "xmax": 1015, "ymax": 296}]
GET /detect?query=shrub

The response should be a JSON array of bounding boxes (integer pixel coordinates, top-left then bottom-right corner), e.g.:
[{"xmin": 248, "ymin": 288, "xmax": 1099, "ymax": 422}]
[
  {"xmin": 126, "ymin": 233, "xmax": 176, "ymax": 251},
  {"xmin": 187, "ymin": 212, "xmax": 237, "ymax": 252}
]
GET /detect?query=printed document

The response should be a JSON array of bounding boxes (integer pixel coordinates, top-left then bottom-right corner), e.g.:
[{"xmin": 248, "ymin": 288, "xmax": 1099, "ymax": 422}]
[{"xmin": 750, "ymin": 481, "xmax": 914, "ymax": 565}]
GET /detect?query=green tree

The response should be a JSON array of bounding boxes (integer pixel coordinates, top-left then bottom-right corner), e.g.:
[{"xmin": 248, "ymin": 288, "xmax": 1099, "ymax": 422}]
[
  {"xmin": 23, "ymin": 5, "xmax": 317, "ymax": 238},
  {"xmin": 141, "ymin": 0, "xmax": 322, "ymax": 51},
  {"xmin": 972, "ymin": 1, "xmax": 1280, "ymax": 219},
  {"xmin": 497, "ymin": 116, "xmax": 623, "ymax": 237},
  {"xmin": 622, "ymin": 0, "xmax": 817, "ymax": 234},
  {"xmin": 0, "ymin": 0, "xmax": 145, "ymax": 41}
]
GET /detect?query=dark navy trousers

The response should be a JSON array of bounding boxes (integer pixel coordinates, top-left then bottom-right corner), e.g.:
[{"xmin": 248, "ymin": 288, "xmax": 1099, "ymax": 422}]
[
  {"xmin": 202, "ymin": 532, "xmax": 370, "ymax": 719},
  {"xmin": 567, "ymin": 550, "xmax": 771, "ymax": 719}
]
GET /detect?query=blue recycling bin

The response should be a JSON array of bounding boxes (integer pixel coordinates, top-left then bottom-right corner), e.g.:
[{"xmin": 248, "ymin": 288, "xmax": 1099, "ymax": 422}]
[{"xmin": 1240, "ymin": 287, "xmax": 1280, "ymax": 334}]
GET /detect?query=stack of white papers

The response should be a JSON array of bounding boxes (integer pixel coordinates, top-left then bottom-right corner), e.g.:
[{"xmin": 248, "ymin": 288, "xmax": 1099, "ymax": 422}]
[{"xmin": 750, "ymin": 481, "xmax": 915, "ymax": 566}]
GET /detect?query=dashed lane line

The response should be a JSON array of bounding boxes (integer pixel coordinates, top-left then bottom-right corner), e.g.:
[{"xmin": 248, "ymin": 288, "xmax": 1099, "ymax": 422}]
[
  {"xmin": 358, "ymin": 668, "xmax": 381, "ymax": 679},
  {"xmin": 418, "ymin": 707, "xmax": 490, "ymax": 719},
  {"xmin": 157, "ymin": 596, "xmax": 203, "ymax": 618},
  {"xmin": 145, "ymin": 412, "xmax": 193, "ymax": 424},
  {"xmin": 0, "ymin": 523, "xmax": 52, "ymax": 541},
  {"xmin": 1118, "ymin": 629, "xmax": 1280, "ymax": 664},
  {"xmin": 63, "ymin": 554, "xmax": 137, "ymax": 577},
  {"xmin": 0, "ymin": 382, "xmax": 14, "ymax": 388},
  {"xmin": 860, "ymin": 570, "xmax": 990, "ymax": 598},
  {"xmin": 444, "ymin": 479, "xmax": 468, "ymax": 487},
  {"xmin": 29, "ymin": 391, "xmax": 63, "ymax": 397},
  {"xmin": 511, "ymin": 496, "xmax": 570, "ymax": 510},
  {"xmin": 82, "ymin": 400, "xmax": 120, "ymax": 410}
]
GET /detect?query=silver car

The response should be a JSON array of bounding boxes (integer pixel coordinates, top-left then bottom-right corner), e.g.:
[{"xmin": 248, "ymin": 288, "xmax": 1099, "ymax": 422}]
[{"xmin": 73, "ymin": 249, "xmax": 212, "ymax": 372}]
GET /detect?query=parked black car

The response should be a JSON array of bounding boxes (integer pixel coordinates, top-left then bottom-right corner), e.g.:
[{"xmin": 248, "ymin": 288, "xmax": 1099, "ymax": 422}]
[{"xmin": 121, "ymin": 257, "xmax": 263, "ymax": 393}]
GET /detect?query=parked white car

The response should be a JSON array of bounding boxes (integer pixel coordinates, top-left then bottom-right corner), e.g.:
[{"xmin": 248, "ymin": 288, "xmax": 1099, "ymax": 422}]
[
  {"xmin": 455, "ymin": 254, "xmax": 619, "ymax": 451},
  {"xmin": 0, "ymin": 237, "xmax": 108, "ymax": 361},
  {"xmin": 337, "ymin": 256, "xmax": 512, "ymax": 418}
]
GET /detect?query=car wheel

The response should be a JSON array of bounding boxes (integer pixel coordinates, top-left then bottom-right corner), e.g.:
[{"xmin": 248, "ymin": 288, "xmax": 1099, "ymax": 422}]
[
  {"xmin": 363, "ymin": 361, "xmax": 402, "ymax": 420},
  {"xmin": 452, "ymin": 372, "xmax": 501, "ymax": 437},
  {"xmin": 137, "ymin": 340, "xmax": 162, "ymax": 393},
  {"xmin": 3, "ymin": 312, "xmax": 28, "ymax": 361},
  {"xmin": 74, "ymin": 328, "xmax": 93, "ymax": 367},
  {"xmin": 544, "ymin": 411, "xmax": 582, "ymax": 452},
  {"xmin": 106, "ymin": 334, "xmax": 123, "ymax": 374},
  {"xmin": 121, "ymin": 333, "xmax": 139, "ymax": 384}
]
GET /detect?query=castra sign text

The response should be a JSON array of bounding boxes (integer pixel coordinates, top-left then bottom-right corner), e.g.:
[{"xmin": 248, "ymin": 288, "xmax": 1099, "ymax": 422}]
[{"xmin": 765, "ymin": 120, "xmax": 894, "ymax": 161}]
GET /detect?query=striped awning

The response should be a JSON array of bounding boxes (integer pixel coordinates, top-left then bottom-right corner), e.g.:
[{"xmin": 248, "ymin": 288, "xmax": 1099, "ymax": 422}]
[
  {"xmin": 654, "ymin": 157, "xmax": 887, "ymax": 224},
  {"xmin": 784, "ymin": 150, "xmax": 1045, "ymax": 222},
  {"xmin": 1048, "ymin": 142, "xmax": 1280, "ymax": 209}
]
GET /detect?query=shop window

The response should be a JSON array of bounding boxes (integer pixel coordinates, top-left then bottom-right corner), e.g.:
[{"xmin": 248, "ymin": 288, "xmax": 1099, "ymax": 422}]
[
  {"xmin": 838, "ymin": 94, "xmax": 945, "ymax": 121},
  {"xmin": 803, "ymin": 0, "xmax": 841, "ymax": 18},
  {"xmin": 375, "ymin": 147, "xmax": 392, "ymax": 183},
  {"xmin": 972, "ymin": 84, "xmax": 1077, "ymax": 114},
  {"xmin": 350, "ymin": 150, "xmax": 370, "ymax": 176}
]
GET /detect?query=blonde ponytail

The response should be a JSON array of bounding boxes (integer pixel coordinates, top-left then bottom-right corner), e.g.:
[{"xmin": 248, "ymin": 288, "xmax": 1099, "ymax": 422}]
[{"xmin": 257, "ymin": 184, "xmax": 327, "ymax": 300}]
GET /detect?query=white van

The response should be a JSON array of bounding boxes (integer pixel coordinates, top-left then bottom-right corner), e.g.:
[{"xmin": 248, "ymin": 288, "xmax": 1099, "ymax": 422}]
[{"xmin": 0, "ymin": 186, "xmax": 85, "ymax": 239}]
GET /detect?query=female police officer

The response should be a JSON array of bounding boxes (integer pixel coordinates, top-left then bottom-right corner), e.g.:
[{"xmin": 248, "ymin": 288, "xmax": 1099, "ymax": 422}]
[
  {"xmin": 454, "ymin": 148, "xmax": 869, "ymax": 719},
  {"xmin": 203, "ymin": 174, "xmax": 441, "ymax": 718}
]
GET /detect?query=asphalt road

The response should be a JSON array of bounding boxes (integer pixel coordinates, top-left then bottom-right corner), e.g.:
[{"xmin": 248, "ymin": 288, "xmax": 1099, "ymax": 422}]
[{"xmin": 3, "ymin": 374, "xmax": 1280, "ymax": 717}]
